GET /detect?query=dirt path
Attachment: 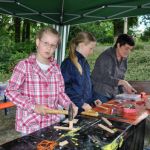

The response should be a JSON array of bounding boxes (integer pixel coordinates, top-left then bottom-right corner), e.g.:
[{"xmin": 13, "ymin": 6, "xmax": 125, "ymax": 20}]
[{"xmin": 0, "ymin": 107, "xmax": 20, "ymax": 145}]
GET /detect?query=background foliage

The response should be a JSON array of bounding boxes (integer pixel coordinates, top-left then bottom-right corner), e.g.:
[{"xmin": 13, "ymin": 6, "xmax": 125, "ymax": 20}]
[
  {"xmin": 0, "ymin": 14, "xmax": 150, "ymax": 81},
  {"xmin": 87, "ymin": 41, "xmax": 150, "ymax": 81}
]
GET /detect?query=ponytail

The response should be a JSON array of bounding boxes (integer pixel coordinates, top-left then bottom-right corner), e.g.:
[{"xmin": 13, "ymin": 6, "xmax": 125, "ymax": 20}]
[
  {"xmin": 69, "ymin": 32, "xmax": 96, "ymax": 75},
  {"xmin": 69, "ymin": 38, "xmax": 82, "ymax": 75}
]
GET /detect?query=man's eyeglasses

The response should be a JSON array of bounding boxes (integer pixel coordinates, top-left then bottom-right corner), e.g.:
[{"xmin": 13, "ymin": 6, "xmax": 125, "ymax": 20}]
[{"xmin": 40, "ymin": 40, "xmax": 58, "ymax": 50}]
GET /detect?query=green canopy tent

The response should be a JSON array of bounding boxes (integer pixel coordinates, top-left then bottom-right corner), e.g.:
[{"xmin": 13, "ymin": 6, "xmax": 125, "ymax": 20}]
[{"xmin": 0, "ymin": 0, "xmax": 150, "ymax": 63}]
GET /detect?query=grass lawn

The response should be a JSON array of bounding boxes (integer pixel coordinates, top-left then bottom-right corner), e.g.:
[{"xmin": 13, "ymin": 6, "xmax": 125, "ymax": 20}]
[{"xmin": 0, "ymin": 107, "xmax": 20, "ymax": 145}]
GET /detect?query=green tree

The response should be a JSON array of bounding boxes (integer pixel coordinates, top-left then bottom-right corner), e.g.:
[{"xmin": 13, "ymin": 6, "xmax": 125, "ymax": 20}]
[
  {"xmin": 22, "ymin": 19, "xmax": 31, "ymax": 42},
  {"xmin": 140, "ymin": 27, "xmax": 150, "ymax": 42},
  {"xmin": 113, "ymin": 17, "xmax": 138, "ymax": 36},
  {"xmin": 0, "ymin": 14, "xmax": 14, "ymax": 38},
  {"xmin": 141, "ymin": 15, "xmax": 150, "ymax": 26},
  {"xmin": 69, "ymin": 21, "xmax": 114, "ymax": 44},
  {"xmin": 14, "ymin": 17, "xmax": 21, "ymax": 43}
]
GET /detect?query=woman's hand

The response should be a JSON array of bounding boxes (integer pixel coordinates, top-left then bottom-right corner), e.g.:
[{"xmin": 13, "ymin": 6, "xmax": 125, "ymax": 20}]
[
  {"xmin": 94, "ymin": 99, "xmax": 102, "ymax": 107},
  {"xmin": 82, "ymin": 103, "xmax": 92, "ymax": 111},
  {"xmin": 34, "ymin": 104, "xmax": 48, "ymax": 115},
  {"xmin": 72, "ymin": 104, "xmax": 78, "ymax": 118}
]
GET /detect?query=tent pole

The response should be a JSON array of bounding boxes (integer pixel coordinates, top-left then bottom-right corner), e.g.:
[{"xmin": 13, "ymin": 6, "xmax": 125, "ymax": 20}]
[
  {"xmin": 124, "ymin": 17, "xmax": 128, "ymax": 34},
  {"xmin": 53, "ymin": 25, "xmax": 70, "ymax": 64}
]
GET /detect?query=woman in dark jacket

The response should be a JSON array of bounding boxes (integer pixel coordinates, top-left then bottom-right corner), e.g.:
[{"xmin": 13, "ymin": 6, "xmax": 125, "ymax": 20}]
[{"xmin": 61, "ymin": 32, "xmax": 101, "ymax": 112}]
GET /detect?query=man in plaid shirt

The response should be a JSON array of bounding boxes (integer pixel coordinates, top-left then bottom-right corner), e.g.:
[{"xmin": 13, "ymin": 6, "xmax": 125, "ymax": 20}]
[{"xmin": 5, "ymin": 27, "xmax": 78, "ymax": 134}]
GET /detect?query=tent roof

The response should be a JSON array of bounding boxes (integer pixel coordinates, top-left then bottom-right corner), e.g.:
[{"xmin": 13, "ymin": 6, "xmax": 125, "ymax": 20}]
[{"xmin": 0, "ymin": 0, "xmax": 150, "ymax": 25}]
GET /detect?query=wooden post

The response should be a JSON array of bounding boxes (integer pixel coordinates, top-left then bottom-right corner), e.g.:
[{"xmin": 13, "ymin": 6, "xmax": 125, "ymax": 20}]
[{"xmin": 124, "ymin": 17, "xmax": 128, "ymax": 34}]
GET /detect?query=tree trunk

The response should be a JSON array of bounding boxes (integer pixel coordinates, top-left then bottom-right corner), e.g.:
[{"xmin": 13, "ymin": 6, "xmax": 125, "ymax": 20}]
[
  {"xmin": 22, "ymin": 20, "xmax": 26, "ymax": 42},
  {"xmin": 14, "ymin": 17, "xmax": 21, "ymax": 43},
  {"xmin": 22, "ymin": 19, "xmax": 30, "ymax": 42},
  {"xmin": 26, "ymin": 20, "xmax": 30, "ymax": 41},
  {"xmin": 113, "ymin": 19, "xmax": 124, "ymax": 37}
]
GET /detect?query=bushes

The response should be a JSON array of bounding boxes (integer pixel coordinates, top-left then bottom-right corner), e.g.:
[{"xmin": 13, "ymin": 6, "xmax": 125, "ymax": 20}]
[
  {"xmin": 0, "ymin": 35, "xmax": 14, "ymax": 74},
  {"xmin": 0, "ymin": 38, "xmax": 35, "ymax": 81},
  {"xmin": 140, "ymin": 35, "xmax": 149, "ymax": 42},
  {"xmin": 69, "ymin": 21, "xmax": 114, "ymax": 44},
  {"xmin": 140, "ymin": 27, "xmax": 150, "ymax": 42},
  {"xmin": 8, "ymin": 51, "xmax": 29, "ymax": 72},
  {"xmin": 97, "ymin": 35, "xmax": 114, "ymax": 44},
  {"xmin": 134, "ymin": 42, "xmax": 144, "ymax": 50},
  {"xmin": 0, "ymin": 72, "xmax": 11, "ymax": 82}
]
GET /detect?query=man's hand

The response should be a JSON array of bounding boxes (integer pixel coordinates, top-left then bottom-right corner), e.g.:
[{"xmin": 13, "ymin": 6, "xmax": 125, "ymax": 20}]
[
  {"xmin": 145, "ymin": 100, "xmax": 150, "ymax": 109},
  {"xmin": 118, "ymin": 80, "xmax": 137, "ymax": 94},
  {"xmin": 94, "ymin": 99, "xmax": 102, "ymax": 107},
  {"xmin": 82, "ymin": 103, "xmax": 92, "ymax": 111}
]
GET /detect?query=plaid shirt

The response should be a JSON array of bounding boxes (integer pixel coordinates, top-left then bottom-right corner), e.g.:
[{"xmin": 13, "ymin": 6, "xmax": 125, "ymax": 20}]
[{"xmin": 5, "ymin": 55, "xmax": 72, "ymax": 134}]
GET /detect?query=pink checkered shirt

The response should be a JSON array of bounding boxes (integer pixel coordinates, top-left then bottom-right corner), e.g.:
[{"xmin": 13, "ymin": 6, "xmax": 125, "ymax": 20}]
[{"xmin": 5, "ymin": 54, "xmax": 72, "ymax": 134}]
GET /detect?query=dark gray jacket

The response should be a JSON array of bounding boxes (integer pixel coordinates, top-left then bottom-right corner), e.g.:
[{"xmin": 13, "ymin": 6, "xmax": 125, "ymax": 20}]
[{"xmin": 91, "ymin": 47, "xmax": 127, "ymax": 98}]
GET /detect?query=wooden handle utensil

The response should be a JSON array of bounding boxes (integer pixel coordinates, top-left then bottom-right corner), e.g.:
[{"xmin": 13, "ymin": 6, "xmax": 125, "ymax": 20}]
[
  {"xmin": 45, "ymin": 109, "xmax": 68, "ymax": 115},
  {"xmin": 81, "ymin": 110, "xmax": 99, "ymax": 117},
  {"xmin": 97, "ymin": 105, "xmax": 109, "ymax": 110},
  {"xmin": 101, "ymin": 117, "xmax": 112, "ymax": 126},
  {"xmin": 98, "ymin": 124, "xmax": 115, "ymax": 134}
]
